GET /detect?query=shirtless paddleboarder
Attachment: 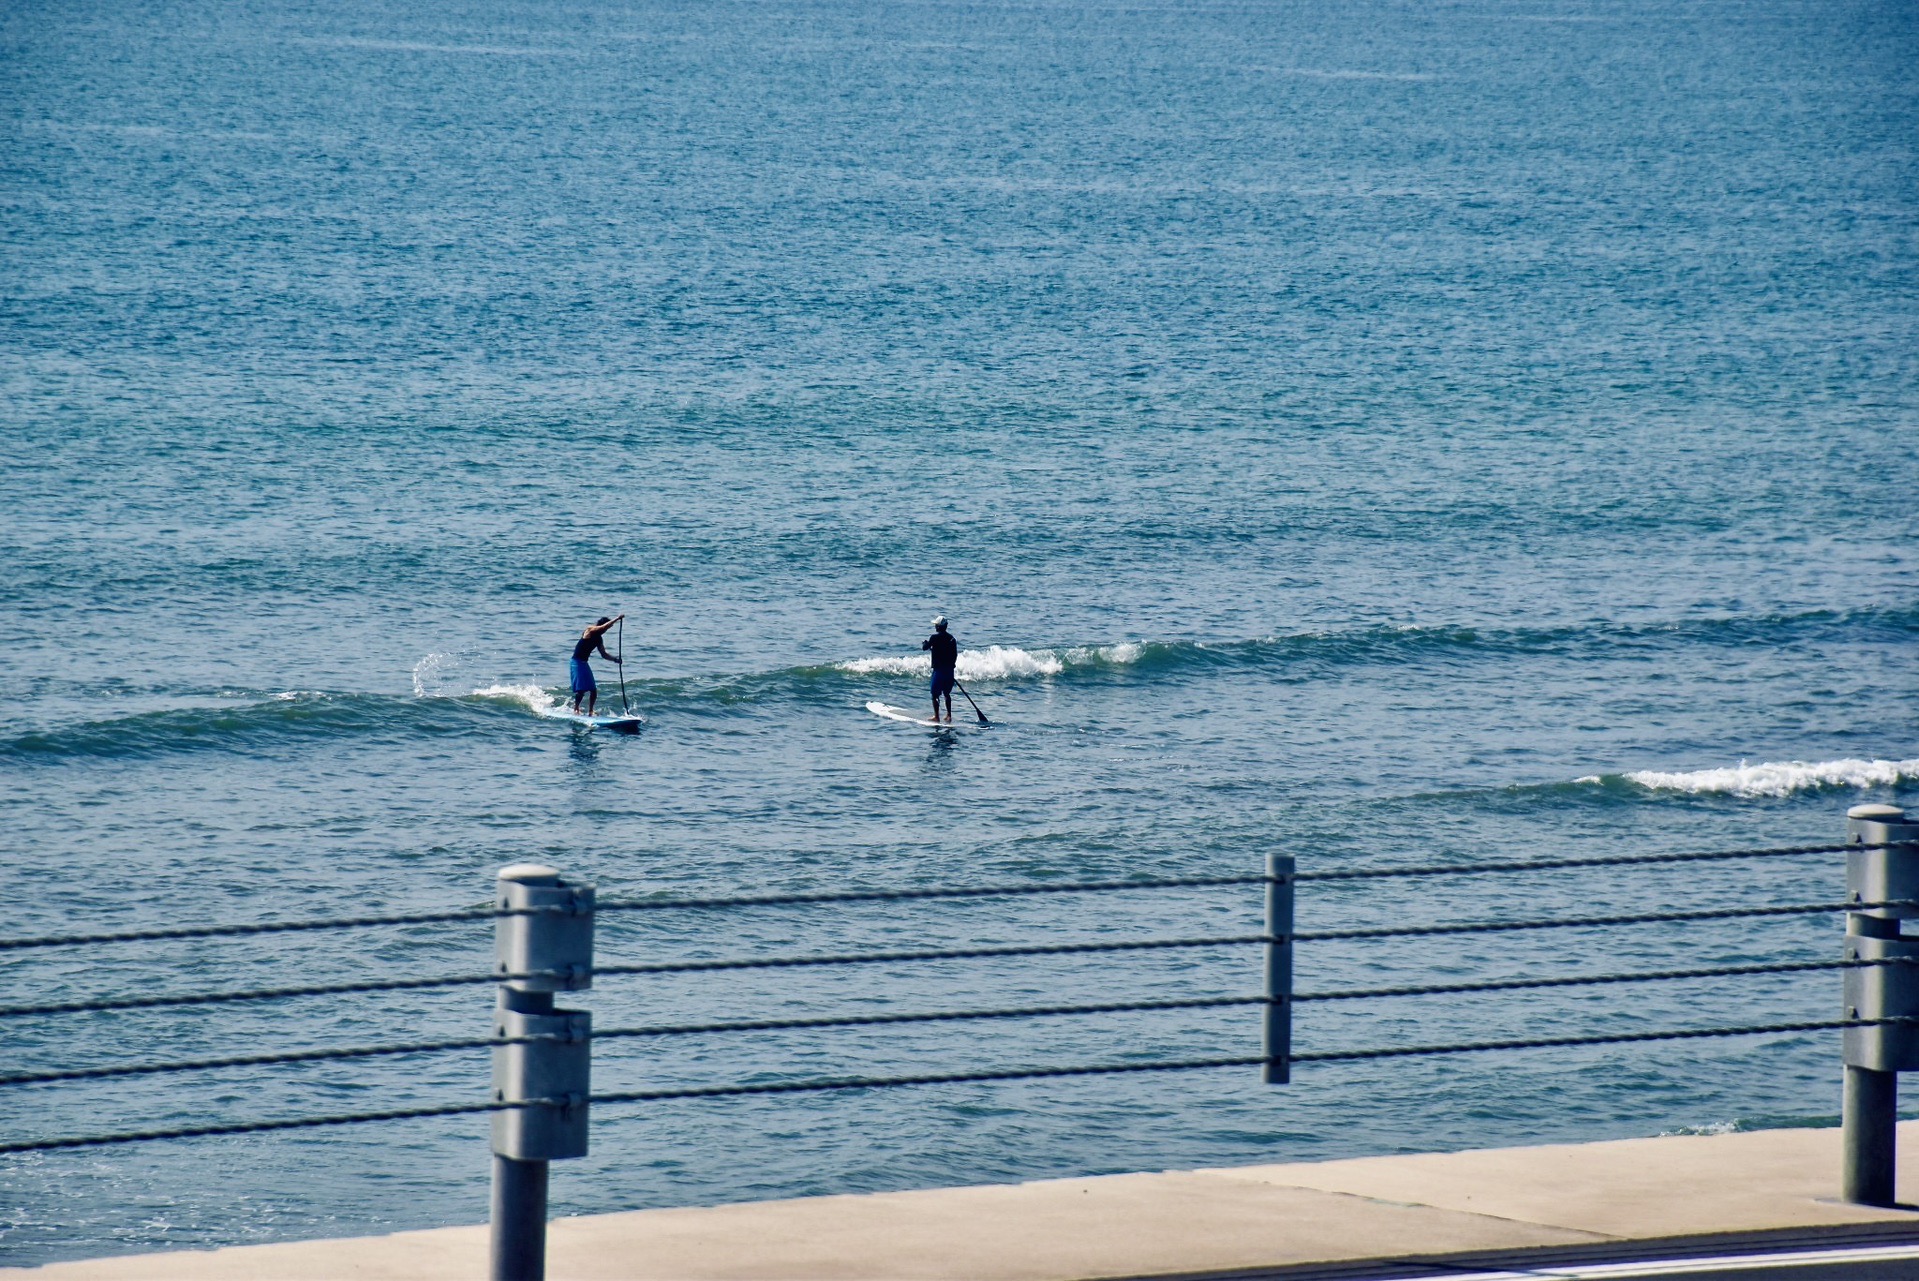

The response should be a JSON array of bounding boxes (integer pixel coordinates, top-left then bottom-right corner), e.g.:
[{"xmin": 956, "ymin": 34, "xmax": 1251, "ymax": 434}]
[{"xmin": 570, "ymin": 615, "xmax": 624, "ymax": 715}]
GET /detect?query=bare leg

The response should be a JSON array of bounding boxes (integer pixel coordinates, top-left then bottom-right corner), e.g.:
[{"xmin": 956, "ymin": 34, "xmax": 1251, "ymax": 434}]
[{"xmin": 587, "ymin": 691, "xmax": 597, "ymax": 716}]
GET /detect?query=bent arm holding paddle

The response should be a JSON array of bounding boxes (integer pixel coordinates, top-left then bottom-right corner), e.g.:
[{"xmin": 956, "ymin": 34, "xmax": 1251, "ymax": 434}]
[{"xmin": 569, "ymin": 614, "xmax": 626, "ymax": 714}]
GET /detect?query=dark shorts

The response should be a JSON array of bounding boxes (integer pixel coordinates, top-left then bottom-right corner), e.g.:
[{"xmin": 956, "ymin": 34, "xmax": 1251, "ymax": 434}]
[
  {"xmin": 570, "ymin": 659, "xmax": 597, "ymax": 694},
  {"xmin": 931, "ymin": 669, "xmax": 956, "ymax": 698}
]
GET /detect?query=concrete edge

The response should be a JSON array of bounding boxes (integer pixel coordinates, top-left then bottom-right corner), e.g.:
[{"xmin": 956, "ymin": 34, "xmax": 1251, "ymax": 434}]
[{"xmin": 1126, "ymin": 1220, "xmax": 1919, "ymax": 1281}]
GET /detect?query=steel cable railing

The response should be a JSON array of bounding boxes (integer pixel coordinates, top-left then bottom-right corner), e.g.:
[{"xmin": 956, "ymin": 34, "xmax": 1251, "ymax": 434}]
[{"xmin": 2, "ymin": 824, "xmax": 1905, "ymax": 1255}]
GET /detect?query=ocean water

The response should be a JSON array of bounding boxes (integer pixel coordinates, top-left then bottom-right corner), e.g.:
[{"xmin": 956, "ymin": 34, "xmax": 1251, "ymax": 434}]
[{"xmin": 2, "ymin": 0, "xmax": 1917, "ymax": 1264}]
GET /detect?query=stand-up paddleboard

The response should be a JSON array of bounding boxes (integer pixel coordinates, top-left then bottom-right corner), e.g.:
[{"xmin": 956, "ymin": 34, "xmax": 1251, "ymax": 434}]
[
  {"xmin": 866, "ymin": 701, "xmax": 973, "ymax": 729},
  {"xmin": 558, "ymin": 709, "xmax": 644, "ymax": 734}
]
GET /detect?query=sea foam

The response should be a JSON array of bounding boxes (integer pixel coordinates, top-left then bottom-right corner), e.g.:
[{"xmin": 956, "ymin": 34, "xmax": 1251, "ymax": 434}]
[
  {"xmin": 470, "ymin": 683, "xmax": 569, "ymax": 719},
  {"xmin": 1598, "ymin": 757, "xmax": 1919, "ymax": 798},
  {"xmin": 837, "ymin": 642, "xmax": 1147, "ymax": 681}
]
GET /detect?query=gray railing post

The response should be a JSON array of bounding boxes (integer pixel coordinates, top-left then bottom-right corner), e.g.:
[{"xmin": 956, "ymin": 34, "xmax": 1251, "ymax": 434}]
[
  {"xmin": 491, "ymin": 864, "xmax": 595, "ymax": 1281},
  {"xmin": 1842, "ymin": 804, "xmax": 1919, "ymax": 1206},
  {"xmin": 1264, "ymin": 853, "xmax": 1295, "ymax": 1085}
]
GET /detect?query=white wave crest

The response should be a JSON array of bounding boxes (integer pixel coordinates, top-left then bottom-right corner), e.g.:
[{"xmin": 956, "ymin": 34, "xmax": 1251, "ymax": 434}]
[
  {"xmin": 1062, "ymin": 642, "xmax": 1148, "ymax": 666},
  {"xmin": 838, "ymin": 642, "xmax": 1150, "ymax": 681},
  {"xmin": 1618, "ymin": 758, "xmax": 1919, "ymax": 799},
  {"xmin": 470, "ymin": 683, "xmax": 568, "ymax": 719},
  {"xmin": 839, "ymin": 645, "xmax": 1064, "ymax": 680}
]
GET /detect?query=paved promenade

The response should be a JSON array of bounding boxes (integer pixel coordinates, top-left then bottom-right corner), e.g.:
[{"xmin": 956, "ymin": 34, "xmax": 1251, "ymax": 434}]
[{"xmin": 10, "ymin": 1123, "xmax": 1919, "ymax": 1279}]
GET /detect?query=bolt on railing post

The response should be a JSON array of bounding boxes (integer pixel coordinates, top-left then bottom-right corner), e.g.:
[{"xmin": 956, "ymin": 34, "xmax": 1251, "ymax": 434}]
[
  {"xmin": 490, "ymin": 864, "xmax": 595, "ymax": 1281},
  {"xmin": 1842, "ymin": 804, "xmax": 1919, "ymax": 1206},
  {"xmin": 1264, "ymin": 853, "xmax": 1295, "ymax": 1085}
]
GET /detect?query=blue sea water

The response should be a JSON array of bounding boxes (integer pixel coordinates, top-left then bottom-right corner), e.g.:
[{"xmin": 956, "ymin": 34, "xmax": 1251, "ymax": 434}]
[{"xmin": 2, "ymin": 0, "xmax": 1917, "ymax": 1264}]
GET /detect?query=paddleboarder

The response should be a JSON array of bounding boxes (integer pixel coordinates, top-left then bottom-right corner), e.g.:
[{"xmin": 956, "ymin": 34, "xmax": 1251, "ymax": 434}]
[
  {"xmin": 922, "ymin": 615, "xmax": 959, "ymax": 723},
  {"xmin": 570, "ymin": 615, "xmax": 624, "ymax": 715}
]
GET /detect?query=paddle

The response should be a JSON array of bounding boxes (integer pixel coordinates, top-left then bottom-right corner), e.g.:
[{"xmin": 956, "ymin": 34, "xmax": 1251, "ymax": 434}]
[
  {"xmin": 616, "ymin": 616, "xmax": 631, "ymax": 717},
  {"xmin": 954, "ymin": 679, "xmax": 990, "ymax": 726}
]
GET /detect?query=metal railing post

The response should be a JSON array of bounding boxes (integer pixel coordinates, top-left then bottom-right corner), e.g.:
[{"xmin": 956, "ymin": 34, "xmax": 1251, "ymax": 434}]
[
  {"xmin": 490, "ymin": 864, "xmax": 595, "ymax": 1281},
  {"xmin": 1842, "ymin": 804, "xmax": 1919, "ymax": 1206},
  {"xmin": 1264, "ymin": 853, "xmax": 1295, "ymax": 1085}
]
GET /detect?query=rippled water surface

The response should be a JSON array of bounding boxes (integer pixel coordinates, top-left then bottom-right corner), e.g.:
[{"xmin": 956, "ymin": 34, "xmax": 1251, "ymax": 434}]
[{"xmin": 2, "ymin": 0, "xmax": 1917, "ymax": 1265}]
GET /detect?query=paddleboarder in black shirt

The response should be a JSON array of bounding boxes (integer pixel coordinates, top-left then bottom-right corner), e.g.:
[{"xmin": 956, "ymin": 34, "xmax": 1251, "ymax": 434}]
[{"xmin": 923, "ymin": 615, "xmax": 959, "ymax": 723}]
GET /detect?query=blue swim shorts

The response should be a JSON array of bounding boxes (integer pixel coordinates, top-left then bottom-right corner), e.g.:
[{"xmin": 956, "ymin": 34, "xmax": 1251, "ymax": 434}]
[
  {"xmin": 931, "ymin": 669, "xmax": 956, "ymax": 698},
  {"xmin": 570, "ymin": 659, "xmax": 597, "ymax": 694}
]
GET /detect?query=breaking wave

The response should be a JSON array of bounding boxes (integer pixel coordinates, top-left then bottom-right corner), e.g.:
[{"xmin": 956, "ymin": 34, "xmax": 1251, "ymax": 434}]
[
  {"xmin": 836, "ymin": 643, "xmax": 1143, "ymax": 680},
  {"xmin": 469, "ymin": 683, "xmax": 572, "ymax": 719},
  {"xmin": 1581, "ymin": 758, "xmax": 1919, "ymax": 799}
]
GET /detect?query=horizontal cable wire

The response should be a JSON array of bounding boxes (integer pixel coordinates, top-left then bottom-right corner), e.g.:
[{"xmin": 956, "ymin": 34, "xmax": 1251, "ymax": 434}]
[
  {"xmin": 11, "ymin": 954, "xmax": 1899, "ymax": 1087},
  {"xmin": 599, "ymin": 1015, "xmax": 1919, "ymax": 1107},
  {"xmin": 1295, "ymin": 843, "xmax": 1856, "ymax": 882},
  {"xmin": 594, "ymin": 898, "xmax": 1911, "ymax": 981},
  {"xmin": 13, "ymin": 894, "xmax": 1907, "ymax": 1020},
  {"xmin": 588, "ymin": 1056, "xmax": 1271, "ymax": 1106},
  {"xmin": 0, "ymin": 1051, "xmax": 1275, "ymax": 1152},
  {"xmin": 7, "ymin": 901, "xmax": 1895, "ymax": 1019},
  {"xmin": 0, "ymin": 843, "xmax": 1884, "ymax": 955},
  {"xmin": 594, "ymin": 993, "xmax": 1271, "ymax": 1042},
  {"xmin": 0, "ymin": 997, "xmax": 1271, "ymax": 1088},
  {"xmin": 0, "ymin": 1034, "xmax": 543, "ymax": 1088},
  {"xmin": 1294, "ymin": 1017, "xmax": 1919, "ymax": 1064},
  {"xmin": 594, "ymin": 933, "xmax": 1271, "ymax": 977},
  {"xmin": 0, "ymin": 970, "xmax": 554, "ymax": 1021},
  {"xmin": 17, "ymin": 1016, "xmax": 1919, "ymax": 1154},
  {"xmin": 593, "ymin": 955, "xmax": 1918, "ymax": 1038},
  {"xmin": 0, "ymin": 875, "xmax": 1269, "ymax": 954},
  {"xmin": 0, "ymin": 1098, "xmax": 532, "ymax": 1155},
  {"xmin": 0, "ymin": 907, "xmax": 522, "ymax": 953},
  {"xmin": 596, "ymin": 873, "xmax": 1273, "ymax": 914},
  {"xmin": 1296, "ymin": 900, "xmax": 1914, "ymax": 943},
  {"xmin": 1295, "ymin": 957, "xmax": 1917, "ymax": 1003},
  {"xmin": 589, "ymin": 842, "xmax": 1876, "ymax": 912}
]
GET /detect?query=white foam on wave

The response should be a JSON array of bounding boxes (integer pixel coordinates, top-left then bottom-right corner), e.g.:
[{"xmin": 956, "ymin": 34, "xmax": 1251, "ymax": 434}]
[
  {"xmin": 1599, "ymin": 757, "xmax": 1919, "ymax": 799},
  {"xmin": 839, "ymin": 645, "xmax": 1061, "ymax": 680},
  {"xmin": 470, "ymin": 683, "xmax": 569, "ymax": 719},
  {"xmin": 1063, "ymin": 641, "xmax": 1148, "ymax": 666},
  {"xmin": 838, "ymin": 642, "xmax": 1150, "ymax": 681}
]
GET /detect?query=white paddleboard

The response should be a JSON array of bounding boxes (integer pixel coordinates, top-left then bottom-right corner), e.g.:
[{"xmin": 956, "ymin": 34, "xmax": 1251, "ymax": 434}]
[
  {"xmin": 557, "ymin": 709, "xmax": 645, "ymax": 733},
  {"xmin": 866, "ymin": 701, "xmax": 972, "ymax": 728}
]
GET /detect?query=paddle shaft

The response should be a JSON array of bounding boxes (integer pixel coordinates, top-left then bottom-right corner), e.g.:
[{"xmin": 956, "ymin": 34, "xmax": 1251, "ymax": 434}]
[
  {"xmin": 954, "ymin": 679, "xmax": 989, "ymax": 725},
  {"xmin": 616, "ymin": 616, "xmax": 630, "ymax": 715}
]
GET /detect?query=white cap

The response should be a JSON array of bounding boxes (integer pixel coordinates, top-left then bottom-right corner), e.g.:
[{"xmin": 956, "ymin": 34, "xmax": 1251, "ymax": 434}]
[{"xmin": 932, "ymin": 615, "xmax": 947, "ymax": 628}]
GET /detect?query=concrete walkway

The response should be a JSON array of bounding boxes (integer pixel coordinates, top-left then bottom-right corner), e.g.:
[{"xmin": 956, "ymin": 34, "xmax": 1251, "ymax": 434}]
[{"xmin": 10, "ymin": 1123, "xmax": 1919, "ymax": 1280}]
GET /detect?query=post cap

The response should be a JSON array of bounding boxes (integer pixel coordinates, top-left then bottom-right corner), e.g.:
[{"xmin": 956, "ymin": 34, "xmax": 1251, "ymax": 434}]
[
  {"xmin": 497, "ymin": 863, "xmax": 562, "ymax": 885},
  {"xmin": 1849, "ymin": 804, "xmax": 1908, "ymax": 822}
]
